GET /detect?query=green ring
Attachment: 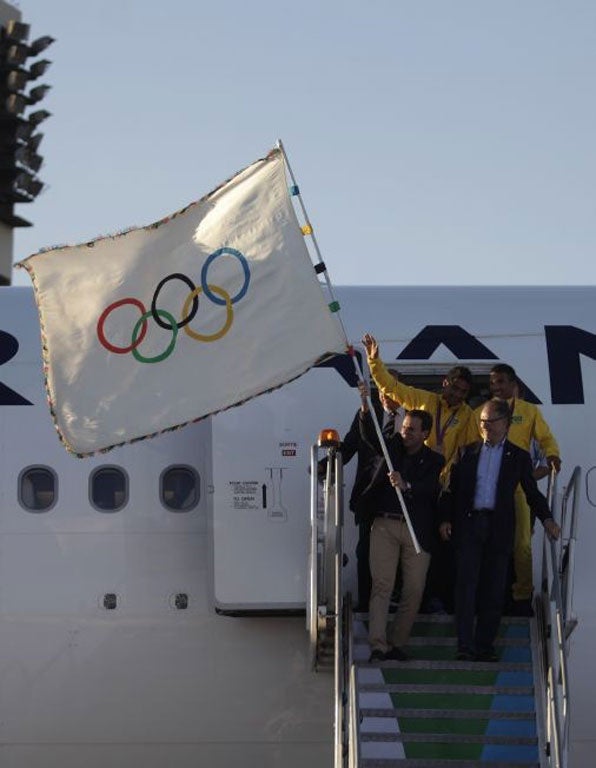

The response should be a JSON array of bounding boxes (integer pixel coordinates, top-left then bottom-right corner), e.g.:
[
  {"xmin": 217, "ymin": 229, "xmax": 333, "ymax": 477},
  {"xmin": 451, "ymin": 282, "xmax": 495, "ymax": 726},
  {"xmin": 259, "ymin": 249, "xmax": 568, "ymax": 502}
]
[{"xmin": 131, "ymin": 310, "xmax": 178, "ymax": 363}]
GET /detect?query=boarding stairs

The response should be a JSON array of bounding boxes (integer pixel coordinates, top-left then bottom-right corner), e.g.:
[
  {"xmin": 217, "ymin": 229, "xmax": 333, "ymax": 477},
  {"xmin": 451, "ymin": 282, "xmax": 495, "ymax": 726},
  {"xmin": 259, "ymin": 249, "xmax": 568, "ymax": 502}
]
[
  {"xmin": 309, "ymin": 436, "xmax": 581, "ymax": 768},
  {"xmin": 352, "ymin": 612, "xmax": 542, "ymax": 767}
]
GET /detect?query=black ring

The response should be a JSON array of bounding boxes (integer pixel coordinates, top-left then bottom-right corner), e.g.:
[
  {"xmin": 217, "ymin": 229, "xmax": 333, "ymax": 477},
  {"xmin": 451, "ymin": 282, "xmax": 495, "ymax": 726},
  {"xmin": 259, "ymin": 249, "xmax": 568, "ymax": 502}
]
[{"xmin": 151, "ymin": 273, "xmax": 198, "ymax": 330}]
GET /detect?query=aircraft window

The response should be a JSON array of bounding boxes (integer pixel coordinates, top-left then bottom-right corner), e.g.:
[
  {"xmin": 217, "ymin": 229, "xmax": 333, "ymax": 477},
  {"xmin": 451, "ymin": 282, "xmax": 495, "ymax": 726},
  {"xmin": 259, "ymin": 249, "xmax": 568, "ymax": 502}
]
[
  {"xmin": 90, "ymin": 466, "xmax": 128, "ymax": 512},
  {"xmin": 19, "ymin": 466, "xmax": 57, "ymax": 512},
  {"xmin": 160, "ymin": 465, "xmax": 200, "ymax": 511}
]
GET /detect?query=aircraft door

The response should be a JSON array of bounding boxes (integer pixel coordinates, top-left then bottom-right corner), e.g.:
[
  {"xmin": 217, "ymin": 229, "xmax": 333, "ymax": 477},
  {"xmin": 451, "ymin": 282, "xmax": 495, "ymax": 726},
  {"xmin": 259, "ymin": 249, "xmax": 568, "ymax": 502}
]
[{"xmin": 211, "ymin": 360, "xmax": 359, "ymax": 612}]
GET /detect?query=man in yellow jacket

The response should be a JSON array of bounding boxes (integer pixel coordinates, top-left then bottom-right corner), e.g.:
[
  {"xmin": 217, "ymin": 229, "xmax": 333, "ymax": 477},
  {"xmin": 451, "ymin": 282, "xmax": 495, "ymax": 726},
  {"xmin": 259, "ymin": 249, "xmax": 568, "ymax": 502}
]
[
  {"xmin": 470, "ymin": 363, "xmax": 561, "ymax": 615},
  {"xmin": 362, "ymin": 333, "xmax": 474, "ymax": 484}
]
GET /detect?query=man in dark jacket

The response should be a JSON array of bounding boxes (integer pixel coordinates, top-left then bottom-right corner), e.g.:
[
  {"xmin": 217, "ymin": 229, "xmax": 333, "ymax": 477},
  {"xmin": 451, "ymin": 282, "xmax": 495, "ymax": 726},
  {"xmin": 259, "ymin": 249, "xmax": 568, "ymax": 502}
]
[
  {"xmin": 440, "ymin": 398, "xmax": 560, "ymax": 661},
  {"xmin": 321, "ymin": 381, "xmax": 403, "ymax": 610},
  {"xmin": 356, "ymin": 408, "xmax": 444, "ymax": 661}
]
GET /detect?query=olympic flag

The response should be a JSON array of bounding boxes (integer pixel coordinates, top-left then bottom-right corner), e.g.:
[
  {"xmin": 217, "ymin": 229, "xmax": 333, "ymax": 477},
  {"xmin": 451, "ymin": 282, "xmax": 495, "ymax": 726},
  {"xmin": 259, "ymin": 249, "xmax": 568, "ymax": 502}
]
[{"xmin": 17, "ymin": 148, "xmax": 347, "ymax": 456}]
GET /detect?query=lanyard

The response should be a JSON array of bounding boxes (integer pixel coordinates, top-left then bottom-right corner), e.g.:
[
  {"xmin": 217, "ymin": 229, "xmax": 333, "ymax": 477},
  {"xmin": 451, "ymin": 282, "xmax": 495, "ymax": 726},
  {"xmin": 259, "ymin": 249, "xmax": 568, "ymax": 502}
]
[{"xmin": 435, "ymin": 400, "xmax": 458, "ymax": 451}]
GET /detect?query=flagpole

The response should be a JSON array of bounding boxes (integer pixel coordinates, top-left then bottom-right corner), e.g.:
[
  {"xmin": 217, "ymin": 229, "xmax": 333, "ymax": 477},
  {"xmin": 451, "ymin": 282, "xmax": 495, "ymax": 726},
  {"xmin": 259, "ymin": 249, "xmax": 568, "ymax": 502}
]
[{"xmin": 276, "ymin": 139, "xmax": 421, "ymax": 554}]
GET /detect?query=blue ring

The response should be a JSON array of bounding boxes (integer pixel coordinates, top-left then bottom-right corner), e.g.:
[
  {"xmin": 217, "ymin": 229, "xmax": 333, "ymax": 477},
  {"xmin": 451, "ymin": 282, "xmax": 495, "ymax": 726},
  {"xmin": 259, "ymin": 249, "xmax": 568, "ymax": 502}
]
[{"xmin": 201, "ymin": 247, "xmax": 250, "ymax": 306}]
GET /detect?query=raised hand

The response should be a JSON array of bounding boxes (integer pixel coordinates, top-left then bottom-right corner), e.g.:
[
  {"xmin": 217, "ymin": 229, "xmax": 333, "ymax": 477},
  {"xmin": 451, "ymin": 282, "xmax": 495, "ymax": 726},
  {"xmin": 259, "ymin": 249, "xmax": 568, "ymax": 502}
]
[{"xmin": 362, "ymin": 333, "xmax": 379, "ymax": 359}]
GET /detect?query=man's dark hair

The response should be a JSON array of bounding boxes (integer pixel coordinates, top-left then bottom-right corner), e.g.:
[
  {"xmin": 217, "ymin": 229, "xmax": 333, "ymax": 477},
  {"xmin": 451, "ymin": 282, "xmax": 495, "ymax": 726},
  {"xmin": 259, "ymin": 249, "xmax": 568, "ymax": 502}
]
[
  {"xmin": 0, "ymin": 274, "xmax": 10, "ymax": 286},
  {"xmin": 486, "ymin": 397, "xmax": 512, "ymax": 425},
  {"xmin": 446, "ymin": 365, "xmax": 473, "ymax": 386},
  {"xmin": 408, "ymin": 408, "xmax": 433, "ymax": 434},
  {"xmin": 490, "ymin": 363, "xmax": 516, "ymax": 381}
]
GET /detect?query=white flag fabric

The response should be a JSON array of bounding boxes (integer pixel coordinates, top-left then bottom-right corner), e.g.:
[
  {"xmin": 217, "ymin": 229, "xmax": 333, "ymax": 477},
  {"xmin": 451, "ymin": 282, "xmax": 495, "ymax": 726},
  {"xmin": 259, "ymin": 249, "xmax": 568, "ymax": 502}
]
[{"xmin": 17, "ymin": 148, "xmax": 346, "ymax": 456}]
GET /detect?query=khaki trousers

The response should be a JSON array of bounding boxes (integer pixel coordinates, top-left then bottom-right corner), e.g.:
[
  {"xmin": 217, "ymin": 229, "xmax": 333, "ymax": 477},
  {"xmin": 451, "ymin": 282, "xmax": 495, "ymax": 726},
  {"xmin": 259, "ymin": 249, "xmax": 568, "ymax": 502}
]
[{"xmin": 368, "ymin": 517, "xmax": 431, "ymax": 653}]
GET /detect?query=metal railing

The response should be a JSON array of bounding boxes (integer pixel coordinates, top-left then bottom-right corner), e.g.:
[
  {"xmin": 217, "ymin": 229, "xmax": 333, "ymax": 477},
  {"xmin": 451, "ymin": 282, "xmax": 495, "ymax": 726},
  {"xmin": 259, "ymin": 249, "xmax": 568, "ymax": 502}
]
[
  {"xmin": 308, "ymin": 437, "xmax": 361, "ymax": 767},
  {"xmin": 332, "ymin": 449, "xmax": 345, "ymax": 768},
  {"xmin": 540, "ymin": 465, "xmax": 581, "ymax": 768},
  {"xmin": 559, "ymin": 466, "xmax": 581, "ymax": 641},
  {"xmin": 308, "ymin": 443, "xmax": 320, "ymax": 667},
  {"xmin": 308, "ymin": 441, "xmax": 343, "ymax": 671}
]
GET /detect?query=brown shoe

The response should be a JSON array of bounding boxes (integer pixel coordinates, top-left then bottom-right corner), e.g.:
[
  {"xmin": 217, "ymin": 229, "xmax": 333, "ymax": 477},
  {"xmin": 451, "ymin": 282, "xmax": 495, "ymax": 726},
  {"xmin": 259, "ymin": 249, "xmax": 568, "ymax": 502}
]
[{"xmin": 385, "ymin": 646, "xmax": 409, "ymax": 661}]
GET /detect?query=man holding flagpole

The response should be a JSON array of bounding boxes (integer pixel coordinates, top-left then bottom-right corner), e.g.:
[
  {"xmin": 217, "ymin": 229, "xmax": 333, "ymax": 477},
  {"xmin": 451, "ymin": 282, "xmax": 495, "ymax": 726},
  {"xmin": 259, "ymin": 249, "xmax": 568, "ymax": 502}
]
[
  {"xmin": 354, "ymin": 403, "xmax": 444, "ymax": 662},
  {"xmin": 362, "ymin": 332, "xmax": 471, "ymax": 614}
]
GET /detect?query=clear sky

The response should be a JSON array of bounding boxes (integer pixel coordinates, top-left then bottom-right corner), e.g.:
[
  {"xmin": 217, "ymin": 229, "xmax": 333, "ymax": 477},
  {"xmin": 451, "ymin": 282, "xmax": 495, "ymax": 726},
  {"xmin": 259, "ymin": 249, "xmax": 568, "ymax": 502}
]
[{"xmin": 9, "ymin": 0, "xmax": 596, "ymax": 286}]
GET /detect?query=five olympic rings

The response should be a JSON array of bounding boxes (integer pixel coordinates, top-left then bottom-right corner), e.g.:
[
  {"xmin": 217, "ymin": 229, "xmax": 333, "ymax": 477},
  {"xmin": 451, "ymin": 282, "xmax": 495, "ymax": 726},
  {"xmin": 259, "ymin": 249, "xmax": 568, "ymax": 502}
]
[{"xmin": 96, "ymin": 247, "xmax": 250, "ymax": 364}]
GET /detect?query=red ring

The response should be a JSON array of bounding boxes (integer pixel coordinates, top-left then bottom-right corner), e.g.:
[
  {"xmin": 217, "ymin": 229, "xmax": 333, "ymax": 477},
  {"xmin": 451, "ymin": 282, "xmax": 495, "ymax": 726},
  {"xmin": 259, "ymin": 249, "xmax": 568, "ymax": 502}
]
[{"xmin": 97, "ymin": 298, "xmax": 148, "ymax": 354}]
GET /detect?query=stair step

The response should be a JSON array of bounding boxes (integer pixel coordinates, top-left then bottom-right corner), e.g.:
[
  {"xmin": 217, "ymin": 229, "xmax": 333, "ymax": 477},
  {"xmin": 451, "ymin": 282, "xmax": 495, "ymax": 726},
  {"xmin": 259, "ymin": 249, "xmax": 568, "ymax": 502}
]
[
  {"xmin": 408, "ymin": 633, "xmax": 530, "ymax": 646},
  {"xmin": 361, "ymin": 732, "xmax": 537, "ymax": 745},
  {"xmin": 354, "ymin": 613, "xmax": 531, "ymax": 625},
  {"xmin": 361, "ymin": 760, "xmax": 539, "ymax": 767},
  {"xmin": 360, "ymin": 666, "xmax": 533, "ymax": 687},
  {"xmin": 359, "ymin": 683, "xmax": 534, "ymax": 695},
  {"xmin": 360, "ymin": 708, "xmax": 536, "ymax": 720},
  {"xmin": 354, "ymin": 636, "xmax": 530, "ymax": 647},
  {"xmin": 358, "ymin": 660, "xmax": 532, "ymax": 672},
  {"xmin": 360, "ymin": 693, "xmax": 536, "ymax": 714},
  {"xmin": 361, "ymin": 718, "xmax": 537, "ymax": 740},
  {"xmin": 353, "ymin": 625, "xmax": 531, "ymax": 645},
  {"xmin": 351, "ymin": 612, "xmax": 541, "ymax": 766}
]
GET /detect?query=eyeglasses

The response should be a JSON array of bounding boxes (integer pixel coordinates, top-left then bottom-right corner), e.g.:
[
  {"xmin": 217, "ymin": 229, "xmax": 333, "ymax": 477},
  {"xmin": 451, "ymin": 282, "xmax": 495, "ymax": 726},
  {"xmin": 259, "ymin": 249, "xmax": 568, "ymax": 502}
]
[{"xmin": 479, "ymin": 416, "xmax": 506, "ymax": 425}]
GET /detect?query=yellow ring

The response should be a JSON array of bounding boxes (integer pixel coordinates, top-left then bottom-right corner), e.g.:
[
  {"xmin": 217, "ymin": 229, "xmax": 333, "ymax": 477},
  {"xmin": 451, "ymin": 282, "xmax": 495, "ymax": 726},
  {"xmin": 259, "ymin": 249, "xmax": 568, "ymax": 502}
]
[{"xmin": 182, "ymin": 284, "xmax": 234, "ymax": 342}]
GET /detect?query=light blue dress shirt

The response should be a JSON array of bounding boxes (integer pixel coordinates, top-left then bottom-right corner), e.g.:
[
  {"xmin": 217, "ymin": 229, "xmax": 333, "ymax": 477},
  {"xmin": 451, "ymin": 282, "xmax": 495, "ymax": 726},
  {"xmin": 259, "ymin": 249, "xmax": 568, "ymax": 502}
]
[{"xmin": 473, "ymin": 440, "xmax": 505, "ymax": 510}]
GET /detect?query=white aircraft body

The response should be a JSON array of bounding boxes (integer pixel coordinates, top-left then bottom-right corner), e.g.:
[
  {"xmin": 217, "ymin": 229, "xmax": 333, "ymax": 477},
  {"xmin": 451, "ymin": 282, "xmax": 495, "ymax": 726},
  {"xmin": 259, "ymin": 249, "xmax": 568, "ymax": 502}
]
[{"xmin": 0, "ymin": 284, "xmax": 594, "ymax": 767}]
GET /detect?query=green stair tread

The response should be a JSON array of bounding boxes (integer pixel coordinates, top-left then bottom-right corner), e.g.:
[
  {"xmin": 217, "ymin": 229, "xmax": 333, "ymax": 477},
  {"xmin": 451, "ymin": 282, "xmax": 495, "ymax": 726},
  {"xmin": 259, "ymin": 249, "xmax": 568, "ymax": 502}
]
[
  {"xmin": 398, "ymin": 717, "xmax": 493, "ymax": 735},
  {"xmin": 381, "ymin": 669, "xmax": 499, "ymax": 685},
  {"xmin": 409, "ymin": 621, "xmax": 529, "ymax": 639},
  {"xmin": 389, "ymin": 692, "xmax": 499, "ymax": 709},
  {"xmin": 363, "ymin": 683, "xmax": 533, "ymax": 695},
  {"xmin": 361, "ymin": 760, "xmax": 539, "ymax": 767},
  {"xmin": 407, "ymin": 636, "xmax": 528, "ymax": 646},
  {"xmin": 362, "ymin": 732, "xmax": 536, "ymax": 745},
  {"xmin": 410, "ymin": 622, "xmax": 457, "ymax": 638},
  {"xmin": 356, "ymin": 636, "xmax": 529, "ymax": 647},
  {"xmin": 361, "ymin": 707, "xmax": 535, "ymax": 720},
  {"xmin": 366, "ymin": 660, "xmax": 530, "ymax": 671}
]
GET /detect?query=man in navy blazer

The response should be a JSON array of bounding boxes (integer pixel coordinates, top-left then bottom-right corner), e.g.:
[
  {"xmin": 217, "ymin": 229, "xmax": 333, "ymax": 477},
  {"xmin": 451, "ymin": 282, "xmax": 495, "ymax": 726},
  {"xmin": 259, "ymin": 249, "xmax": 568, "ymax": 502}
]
[{"xmin": 440, "ymin": 398, "xmax": 560, "ymax": 661}]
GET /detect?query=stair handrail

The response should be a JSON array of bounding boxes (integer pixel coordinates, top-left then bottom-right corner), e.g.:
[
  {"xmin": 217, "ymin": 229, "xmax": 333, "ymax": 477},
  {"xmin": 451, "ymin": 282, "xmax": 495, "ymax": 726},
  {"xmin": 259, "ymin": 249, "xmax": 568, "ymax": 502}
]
[
  {"xmin": 348, "ymin": 660, "xmax": 361, "ymax": 768},
  {"xmin": 309, "ymin": 434, "xmax": 359, "ymax": 767},
  {"xmin": 541, "ymin": 465, "xmax": 581, "ymax": 768},
  {"xmin": 333, "ymin": 457, "xmax": 364, "ymax": 768},
  {"xmin": 560, "ymin": 466, "xmax": 581, "ymax": 640},
  {"xmin": 309, "ymin": 436, "xmax": 343, "ymax": 671},
  {"xmin": 543, "ymin": 533, "xmax": 567, "ymax": 768},
  {"xmin": 333, "ymin": 450, "xmax": 365, "ymax": 768},
  {"xmin": 332, "ymin": 446, "xmax": 345, "ymax": 768},
  {"xmin": 308, "ymin": 443, "xmax": 320, "ymax": 667}
]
